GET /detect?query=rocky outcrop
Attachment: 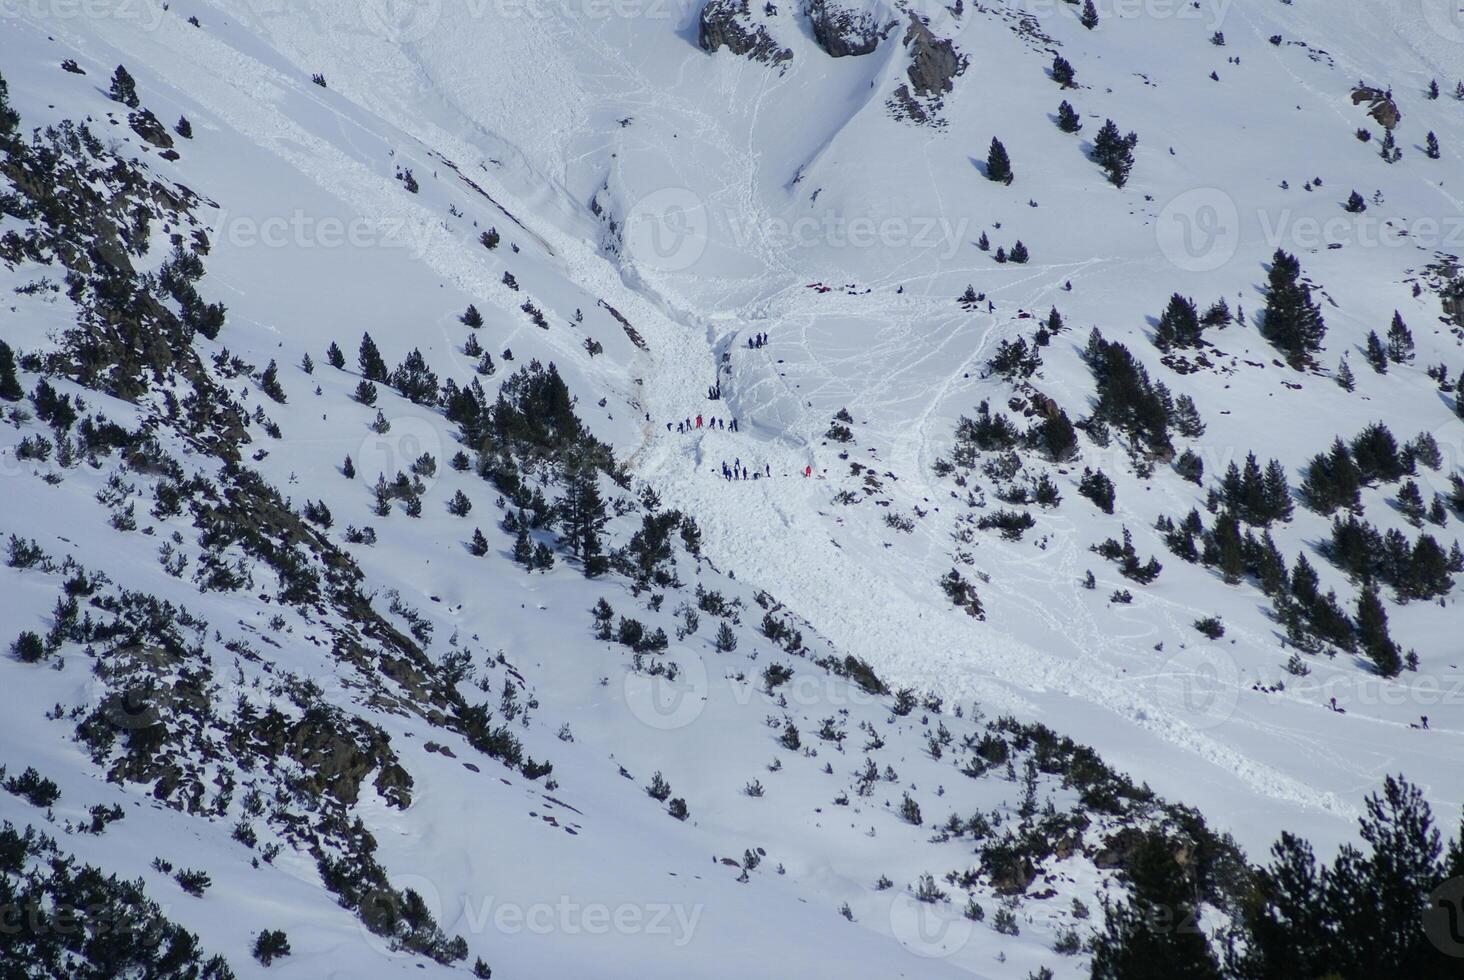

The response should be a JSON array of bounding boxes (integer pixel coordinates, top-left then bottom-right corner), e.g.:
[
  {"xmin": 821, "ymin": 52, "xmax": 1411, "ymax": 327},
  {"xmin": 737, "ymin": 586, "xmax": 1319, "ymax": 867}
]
[
  {"xmin": 1351, "ymin": 84, "xmax": 1401, "ymax": 130},
  {"xmin": 805, "ymin": 0, "xmax": 891, "ymax": 58},
  {"xmin": 698, "ymin": 0, "xmax": 793, "ymax": 68},
  {"xmin": 903, "ymin": 14, "xmax": 965, "ymax": 97}
]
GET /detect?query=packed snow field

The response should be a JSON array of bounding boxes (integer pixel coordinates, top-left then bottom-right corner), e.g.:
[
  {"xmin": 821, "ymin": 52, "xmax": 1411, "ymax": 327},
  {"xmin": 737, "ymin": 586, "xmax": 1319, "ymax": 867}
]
[{"xmin": 2, "ymin": 0, "xmax": 1464, "ymax": 976}]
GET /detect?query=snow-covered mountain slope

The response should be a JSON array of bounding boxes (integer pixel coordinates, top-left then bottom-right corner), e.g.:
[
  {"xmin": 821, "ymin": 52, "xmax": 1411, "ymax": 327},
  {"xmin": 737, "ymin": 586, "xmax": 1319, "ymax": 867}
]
[{"xmin": 2, "ymin": 0, "xmax": 1464, "ymax": 976}]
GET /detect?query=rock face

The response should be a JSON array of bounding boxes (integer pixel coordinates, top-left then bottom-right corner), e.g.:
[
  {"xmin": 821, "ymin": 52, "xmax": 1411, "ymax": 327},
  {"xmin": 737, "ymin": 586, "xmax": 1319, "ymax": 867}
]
[
  {"xmin": 903, "ymin": 14, "xmax": 965, "ymax": 97},
  {"xmin": 805, "ymin": 0, "xmax": 891, "ymax": 58},
  {"xmin": 698, "ymin": 0, "xmax": 793, "ymax": 68},
  {"xmin": 1350, "ymin": 84, "xmax": 1401, "ymax": 130}
]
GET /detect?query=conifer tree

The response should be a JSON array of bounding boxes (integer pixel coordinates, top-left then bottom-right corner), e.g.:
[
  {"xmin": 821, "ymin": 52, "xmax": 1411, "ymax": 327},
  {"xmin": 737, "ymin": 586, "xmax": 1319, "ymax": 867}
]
[
  {"xmin": 513, "ymin": 526, "xmax": 533, "ymax": 567},
  {"xmin": 1154, "ymin": 294, "xmax": 1201, "ymax": 350},
  {"xmin": 1051, "ymin": 54, "xmax": 1075, "ymax": 88},
  {"xmin": 108, "ymin": 65, "xmax": 139, "ymax": 108},
  {"xmin": 358, "ymin": 332, "xmax": 388, "ymax": 381},
  {"xmin": 1336, "ymin": 357, "xmax": 1356, "ymax": 391},
  {"xmin": 1080, "ymin": 0, "xmax": 1098, "ymax": 29},
  {"xmin": 1385, "ymin": 311, "xmax": 1414, "ymax": 363},
  {"xmin": 1425, "ymin": 131, "xmax": 1440, "ymax": 159},
  {"xmin": 1365, "ymin": 331, "xmax": 1388, "ymax": 373},
  {"xmin": 0, "ymin": 340, "xmax": 22, "ymax": 401},
  {"xmin": 326, "ymin": 341, "xmax": 345, "ymax": 369},
  {"xmin": 1091, "ymin": 119, "xmax": 1137, "ymax": 187},
  {"xmin": 342, "ymin": 455, "xmax": 355, "ymax": 479},
  {"xmin": 469, "ymin": 527, "xmax": 489, "ymax": 556},
  {"xmin": 0, "ymin": 70, "xmax": 20, "ymax": 142},
  {"xmin": 460, "ymin": 304, "xmax": 484, "ymax": 328},
  {"xmin": 1009, "ymin": 240, "xmax": 1029, "ymax": 263},
  {"xmin": 985, "ymin": 137, "xmax": 1013, "ymax": 184},
  {"xmin": 1344, "ymin": 190, "xmax": 1366, "ymax": 213},
  {"xmin": 1356, "ymin": 584, "xmax": 1401, "ymax": 676},
  {"xmin": 259, "ymin": 360, "xmax": 286, "ymax": 403},
  {"xmin": 558, "ymin": 453, "xmax": 609, "ymax": 576},
  {"xmin": 1259, "ymin": 249, "xmax": 1326, "ymax": 365},
  {"xmin": 1057, "ymin": 100, "xmax": 1081, "ymax": 133}
]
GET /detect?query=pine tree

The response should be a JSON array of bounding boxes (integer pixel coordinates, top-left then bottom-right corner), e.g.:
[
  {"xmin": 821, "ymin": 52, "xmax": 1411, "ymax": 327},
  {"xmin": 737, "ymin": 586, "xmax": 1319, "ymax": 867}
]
[
  {"xmin": 1154, "ymin": 293, "xmax": 1201, "ymax": 350},
  {"xmin": 1336, "ymin": 358, "xmax": 1356, "ymax": 392},
  {"xmin": 0, "ymin": 70, "xmax": 18, "ymax": 142},
  {"xmin": 985, "ymin": 137, "xmax": 1013, "ymax": 184},
  {"xmin": 1263, "ymin": 459, "xmax": 1294, "ymax": 524},
  {"xmin": 468, "ymin": 527, "xmax": 488, "ymax": 556},
  {"xmin": 1089, "ymin": 835, "xmax": 1221, "ymax": 980},
  {"xmin": 259, "ymin": 360, "xmax": 286, "ymax": 403},
  {"xmin": 558, "ymin": 453, "xmax": 609, "ymax": 576},
  {"xmin": 1396, "ymin": 481, "xmax": 1426, "ymax": 526},
  {"xmin": 1009, "ymin": 240, "xmax": 1029, "ymax": 263},
  {"xmin": 976, "ymin": 231, "xmax": 990, "ymax": 251},
  {"xmin": 1051, "ymin": 54, "xmax": 1075, "ymax": 88},
  {"xmin": 354, "ymin": 380, "xmax": 378, "ymax": 405},
  {"xmin": 300, "ymin": 352, "xmax": 314, "ymax": 375},
  {"xmin": 1259, "ymin": 249, "xmax": 1326, "ymax": 365},
  {"xmin": 460, "ymin": 304, "xmax": 484, "ymax": 328},
  {"xmin": 1056, "ymin": 100, "xmax": 1082, "ymax": 133},
  {"xmin": 1365, "ymin": 331, "xmax": 1388, "ymax": 373},
  {"xmin": 0, "ymin": 341, "xmax": 22, "ymax": 401},
  {"xmin": 1425, "ymin": 131, "xmax": 1440, "ymax": 160},
  {"xmin": 342, "ymin": 455, "xmax": 355, "ymax": 479},
  {"xmin": 512, "ymin": 526, "xmax": 533, "ymax": 567},
  {"xmin": 326, "ymin": 341, "xmax": 345, "ymax": 369},
  {"xmin": 1385, "ymin": 312, "xmax": 1414, "ymax": 363},
  {"xmin": 448, "ymin": 489, "xmax": 472, "ymax": 517},
  {"xmin": 108, "ymin": 65, "xmax": 139, "ymax": 108},
  {"xmin": 533, "ymin": 542, "xmax": 555, "ymax": 570},
  {"xmin": 358, "ymin": 332, "xmax": 388, "ymax": 381},
  {"xmin": 1344, "ymin": 190, "xmax": 1367, "ymax": 213},
  {"xmin": 1356, "ymin": 584, "xmax": 1401, "ymax": 676},
  {"xmin": 1429, "ymin": 79, "xmax": 1440, "ymax": 99},
  {"xmin": 1080, "ymin": 0, "xmax": 1098, "ymax": 29},
  {"xmin": 1091, "ymin": 119, "xmax": 1137, "ymax": 187},
  {"xmin": 175, "ymin": 115, "xmax": 192, "ymax": 139}
]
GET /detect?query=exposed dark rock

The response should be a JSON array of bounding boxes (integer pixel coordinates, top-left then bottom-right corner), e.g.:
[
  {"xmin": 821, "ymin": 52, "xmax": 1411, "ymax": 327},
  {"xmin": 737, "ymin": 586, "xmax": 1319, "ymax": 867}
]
[
  {"xmin": 805, "ymin": 0, "xmax": 891, "ymax": 58},
  {"xmin": 698, "ymin": 0, "xmax": 793, "ymax": 68},
  {"xmin": 903, "ymin": 13, "xmax": 965, "ymax": 97}
]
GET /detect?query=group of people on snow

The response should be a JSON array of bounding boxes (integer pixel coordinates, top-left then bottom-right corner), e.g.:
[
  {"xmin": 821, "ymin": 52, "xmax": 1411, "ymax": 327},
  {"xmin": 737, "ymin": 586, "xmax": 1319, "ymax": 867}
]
[{"xmin": 668, "ymin": 415, "xmax": 738, "ymax": 433}]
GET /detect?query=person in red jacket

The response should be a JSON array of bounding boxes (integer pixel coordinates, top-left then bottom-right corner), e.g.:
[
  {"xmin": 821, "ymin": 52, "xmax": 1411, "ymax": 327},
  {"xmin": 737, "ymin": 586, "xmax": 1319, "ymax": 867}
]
[
  {"xmin": 804, "ymin": 465, "xmax": 811, "ymax": 477},
  {"xmin": 695, "ymin": 414, "xmax": 702, "ymax": 429}
]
